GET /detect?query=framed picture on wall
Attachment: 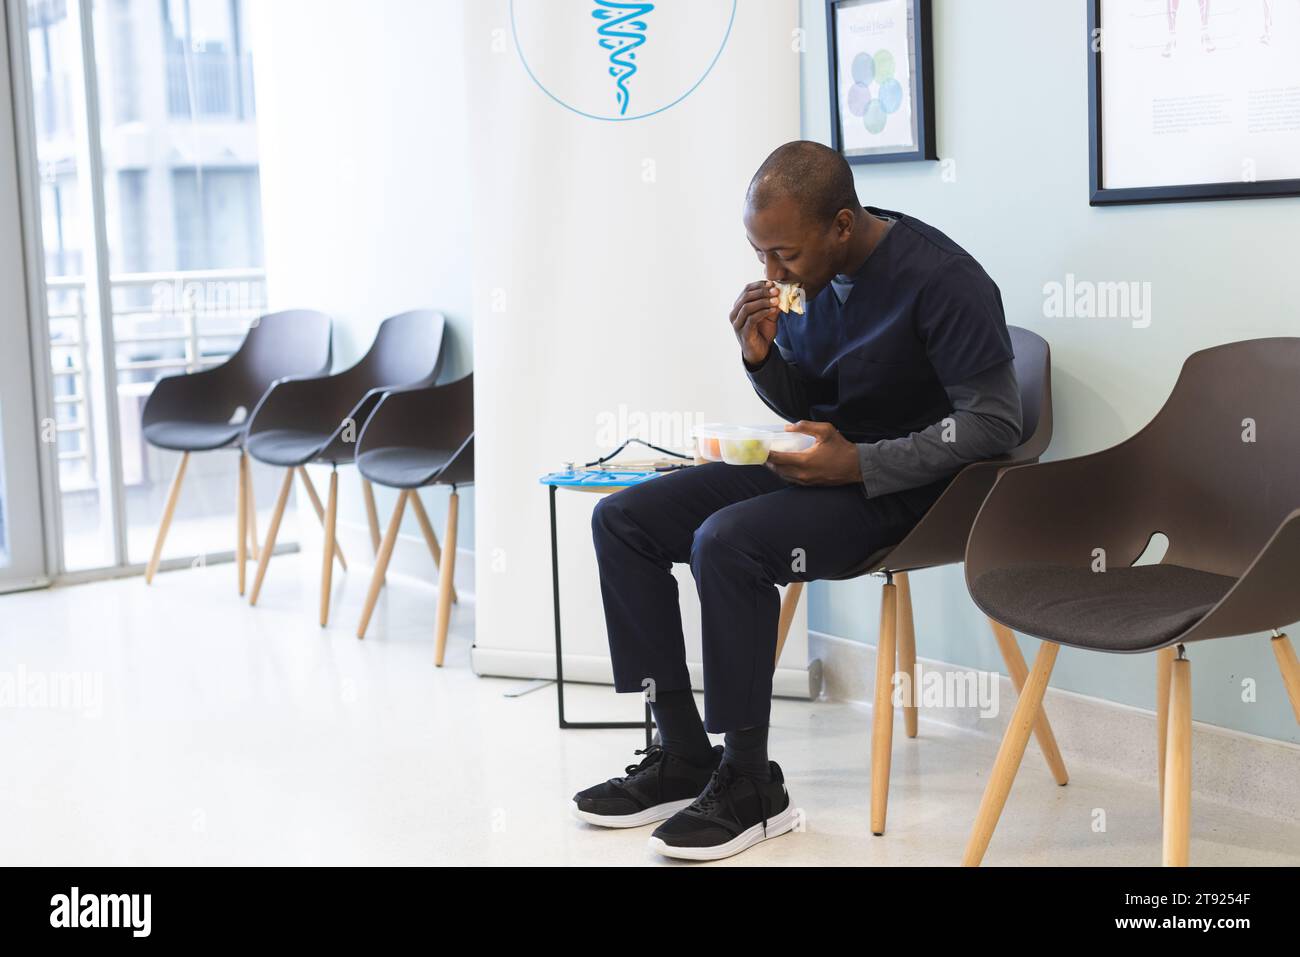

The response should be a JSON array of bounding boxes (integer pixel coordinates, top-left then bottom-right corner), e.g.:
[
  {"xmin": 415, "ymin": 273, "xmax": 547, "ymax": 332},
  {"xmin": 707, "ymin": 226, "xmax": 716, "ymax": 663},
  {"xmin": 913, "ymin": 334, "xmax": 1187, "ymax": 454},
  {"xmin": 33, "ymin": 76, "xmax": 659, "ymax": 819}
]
[
  {"xmin": 825, "ymin": 0, "xmax": 936, "ymax": 165},
  {"xmin": 1089, "ymin": 0, "xmax": 1300, "ymax": 205}
]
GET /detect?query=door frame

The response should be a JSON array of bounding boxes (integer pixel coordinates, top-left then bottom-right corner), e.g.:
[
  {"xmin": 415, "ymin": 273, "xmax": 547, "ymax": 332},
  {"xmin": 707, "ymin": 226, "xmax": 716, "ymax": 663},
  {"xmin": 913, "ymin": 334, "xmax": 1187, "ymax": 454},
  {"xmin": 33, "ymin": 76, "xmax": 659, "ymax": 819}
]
[
  {"xmin": 6, "ymin": 0, "xmax": 134, "ymax": 581},
  {"xmin": 0, "ymin": 0, "xmax": 51, "ymax": 591}
]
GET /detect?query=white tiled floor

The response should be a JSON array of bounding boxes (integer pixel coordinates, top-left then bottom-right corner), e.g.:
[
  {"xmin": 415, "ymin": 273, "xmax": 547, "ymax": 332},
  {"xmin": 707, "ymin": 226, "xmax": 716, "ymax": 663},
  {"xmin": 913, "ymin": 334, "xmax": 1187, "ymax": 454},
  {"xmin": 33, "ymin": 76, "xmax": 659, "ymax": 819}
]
[{"xmin": 2, "ymin": 555, "xmax": 1298, "ymax": 866}]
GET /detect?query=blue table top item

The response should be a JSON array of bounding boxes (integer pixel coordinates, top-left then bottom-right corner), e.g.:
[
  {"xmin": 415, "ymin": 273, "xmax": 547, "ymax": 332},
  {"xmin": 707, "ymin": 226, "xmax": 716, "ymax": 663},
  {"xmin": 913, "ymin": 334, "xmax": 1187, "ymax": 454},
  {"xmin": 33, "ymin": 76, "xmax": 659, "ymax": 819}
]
[{"xmin": 539, "ymin": 469, "xmax": 668, "ymax": 488}]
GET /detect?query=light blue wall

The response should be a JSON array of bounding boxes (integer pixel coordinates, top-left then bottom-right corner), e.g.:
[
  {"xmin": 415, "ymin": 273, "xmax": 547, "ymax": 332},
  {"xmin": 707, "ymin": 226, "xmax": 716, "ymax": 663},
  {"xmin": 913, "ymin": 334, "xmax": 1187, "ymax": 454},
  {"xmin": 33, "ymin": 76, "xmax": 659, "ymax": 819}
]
[{"xmin": 799, "ymin": 0, "xmax": 1300, "ymax": 743}]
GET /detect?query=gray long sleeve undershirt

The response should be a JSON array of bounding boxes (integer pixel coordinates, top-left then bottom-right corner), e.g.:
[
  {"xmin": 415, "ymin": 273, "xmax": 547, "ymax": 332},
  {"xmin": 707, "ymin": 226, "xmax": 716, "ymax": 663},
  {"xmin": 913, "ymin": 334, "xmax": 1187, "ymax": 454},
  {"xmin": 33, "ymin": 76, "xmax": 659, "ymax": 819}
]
[{"xmin": 744, "ymin": 347, "xmax": 1023, "ymax": 498}]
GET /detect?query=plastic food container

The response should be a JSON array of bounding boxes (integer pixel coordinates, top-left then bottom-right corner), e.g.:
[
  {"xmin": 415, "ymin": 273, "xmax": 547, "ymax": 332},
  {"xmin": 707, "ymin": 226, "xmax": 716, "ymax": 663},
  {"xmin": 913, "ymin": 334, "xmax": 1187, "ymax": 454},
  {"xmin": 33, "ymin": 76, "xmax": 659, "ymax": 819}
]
[{"xmin": 692, "ymin": 424, "xmax": 816, "ymax": 465}]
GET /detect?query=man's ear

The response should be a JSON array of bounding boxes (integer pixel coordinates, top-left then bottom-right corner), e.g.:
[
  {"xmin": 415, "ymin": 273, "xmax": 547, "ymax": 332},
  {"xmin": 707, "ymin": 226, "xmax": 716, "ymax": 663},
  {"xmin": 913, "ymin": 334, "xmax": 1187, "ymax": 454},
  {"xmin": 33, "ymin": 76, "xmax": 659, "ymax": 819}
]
[{"xmin": 834, "ymin": 208, "xmax": 855, "ymax": 241}]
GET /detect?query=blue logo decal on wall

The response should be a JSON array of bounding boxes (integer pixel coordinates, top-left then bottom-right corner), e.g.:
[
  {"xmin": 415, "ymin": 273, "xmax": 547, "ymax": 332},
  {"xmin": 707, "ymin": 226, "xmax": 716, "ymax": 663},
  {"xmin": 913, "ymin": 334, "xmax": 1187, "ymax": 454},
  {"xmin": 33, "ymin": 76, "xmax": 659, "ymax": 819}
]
[
  {"xmin": 593, "ymin": 2, "xmax": 654, "ymax": 117},
  {"xmin": 511, "ymin": 0, "xmax": 737, "ymax": 122}
]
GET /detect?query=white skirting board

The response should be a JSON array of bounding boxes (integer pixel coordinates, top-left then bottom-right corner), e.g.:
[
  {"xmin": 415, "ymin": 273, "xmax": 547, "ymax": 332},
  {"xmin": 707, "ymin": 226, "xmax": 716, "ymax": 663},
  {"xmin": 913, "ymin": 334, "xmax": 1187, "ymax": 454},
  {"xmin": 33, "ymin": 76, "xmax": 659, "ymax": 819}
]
[{"xmin": 471, "ymin": 646, "xmax": 819, "ymax": 701}]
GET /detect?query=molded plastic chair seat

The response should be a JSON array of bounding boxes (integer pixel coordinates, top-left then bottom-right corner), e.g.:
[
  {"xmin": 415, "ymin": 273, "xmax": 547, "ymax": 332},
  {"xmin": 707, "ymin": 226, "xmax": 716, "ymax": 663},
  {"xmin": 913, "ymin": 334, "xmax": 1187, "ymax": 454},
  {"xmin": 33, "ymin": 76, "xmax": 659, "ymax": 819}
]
[
  {"xmin": 768, "ymin": 326, "xmax": 1067, "ymax": 840},
  {"xmin": 245, "ymin": 310, "xmax": 446, "ymax": 471},
  {"xmin": 353, "ymin": 373, "xmax": 474, "ymax": 663},
  {"xmin": 141, "ymin": 309, "xmax": 333, "ymax": 455},
  {"xmin": 356, "ymin": 445, "xmax": 464, "ymax": 489},
  {"xmin": 143, "ymin": 420, "xmax": 247, "ymax": 453},
  {"xmin": 138, "ymin": 308, "xmax": 334, "ymax": 589},
  {"xmin": 971, "ymin": 562, "xmax": 1235, "ymax": 653},
  {"xmin": 244, "ymin": 310, "xmax": 449, "ymax": 628},
  {"xmin": 960, "ymin": 337, "xmax": 1300, "ymax": 868},
  {"xmin": 965, "ymin": 338, "xmax": 1300, "ymax": 655},
  {"xmin": 245, "ymin": 428, "xmax": 336, "ymax": 468},
  {"xmin": 800, "ymin": 326, "xmax": 1052, "ymax": 594}
]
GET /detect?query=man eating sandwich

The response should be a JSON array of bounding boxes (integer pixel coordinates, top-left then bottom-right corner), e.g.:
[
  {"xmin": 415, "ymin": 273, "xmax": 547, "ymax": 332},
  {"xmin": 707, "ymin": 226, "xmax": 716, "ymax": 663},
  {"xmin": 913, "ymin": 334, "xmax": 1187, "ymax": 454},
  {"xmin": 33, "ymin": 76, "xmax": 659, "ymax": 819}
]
[{"xmin": 574, "ymin": 140, "xmax": 1023, "ymax": 861}]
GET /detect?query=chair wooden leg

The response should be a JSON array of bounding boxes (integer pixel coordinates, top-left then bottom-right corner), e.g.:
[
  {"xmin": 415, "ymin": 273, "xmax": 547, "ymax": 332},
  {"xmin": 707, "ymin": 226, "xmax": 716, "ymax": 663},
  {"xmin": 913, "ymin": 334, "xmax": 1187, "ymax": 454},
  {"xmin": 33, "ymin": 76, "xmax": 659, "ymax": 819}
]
[
  {"xmin": 962, "ymin": 640, "xmax": 1060, "ymax": 866},
  {"xmin": 870, "ymin": 579, "xmax": 898, "ymax": 836},
  {"xmin": 236, "ymin": 450, "xmax": 249, "ymax": 596},
  {"xmin": 895, "ymin": 571, "xmax": 918, "ymax": 738},
  {"xmin": 361, "ymin": 478, "xmax": 382, "ymax": 555},
  {"xmin": 433, "ymin": 489, "xmax": 459, "ymax": 667},
  {"xmin": 244, "ymin": 455, "xmax": 260, "ymax": 560},
  {"xmin": 1271, "ymin": 633, "xmax": 1300, "ymax": 725},
  {"xmin": 145, "ymin": 452, "xmax": 189, "ymax": 584},
  {"xmin": 319, "ymin": 469, "xmax": 339, "ymax": 627},
  {"xmin": 1162, "ymin": 654, "xmax": 1192, "ymax": 867},
  {"xmin": 1156, "ymin": 645, "xmax": 1176, "ymax": 808},
  {"xmin": 297, "ymin": 467, "xmax": 347, "ymax": 571},
  {"xmin": 773, "ymin": 581, "xmax": 804, "ymax": 667},
  {"xmin": 989, "ymin": 619, "xmax": 1069, "ymax": 786},
  {"xmin": 409, "ymin": 490, "xmax": 458, "ymax": 604},
  {"xmin": 357, "ymin": 491, "xmax": 409, "ymax": 639},
  {"xmin": 249, "ymin": 469, "xmax": 294, "ymax": 606}
]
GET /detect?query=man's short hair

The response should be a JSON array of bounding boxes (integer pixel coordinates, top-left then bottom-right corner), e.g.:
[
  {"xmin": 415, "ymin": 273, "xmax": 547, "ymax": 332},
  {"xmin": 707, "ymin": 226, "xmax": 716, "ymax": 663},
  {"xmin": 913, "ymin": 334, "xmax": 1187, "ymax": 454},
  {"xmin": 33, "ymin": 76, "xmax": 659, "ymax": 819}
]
[{"xmin": 746, "ymin": 141, "xmax": 861, "ymax": 227}]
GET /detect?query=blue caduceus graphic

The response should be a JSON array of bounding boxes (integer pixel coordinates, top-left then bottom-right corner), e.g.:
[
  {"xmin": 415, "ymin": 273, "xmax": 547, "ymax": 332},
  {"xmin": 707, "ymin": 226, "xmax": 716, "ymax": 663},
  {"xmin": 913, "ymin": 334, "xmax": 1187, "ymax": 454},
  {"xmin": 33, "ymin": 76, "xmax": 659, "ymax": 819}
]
[{"xmin": 592, "ymin": 1, "xmax": 655, "ymax": 116}]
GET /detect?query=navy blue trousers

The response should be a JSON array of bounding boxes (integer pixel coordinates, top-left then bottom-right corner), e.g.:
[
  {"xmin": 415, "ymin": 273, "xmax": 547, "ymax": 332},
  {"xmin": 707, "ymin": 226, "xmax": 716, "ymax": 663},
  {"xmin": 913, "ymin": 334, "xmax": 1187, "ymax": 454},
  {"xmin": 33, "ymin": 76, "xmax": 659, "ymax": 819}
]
[{"xmin": 591, "ymin": 462, "xmax": 948, "ymax": 733}]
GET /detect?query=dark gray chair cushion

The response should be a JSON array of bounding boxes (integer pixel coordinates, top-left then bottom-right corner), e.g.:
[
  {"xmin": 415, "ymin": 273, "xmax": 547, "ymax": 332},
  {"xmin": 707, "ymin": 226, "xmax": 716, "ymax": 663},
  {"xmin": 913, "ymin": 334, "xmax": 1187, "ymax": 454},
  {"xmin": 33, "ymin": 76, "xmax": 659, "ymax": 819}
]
[
  {"xmin": 357, "ymin": 446, "xmax": 459, "ymax": 489},
  {"xmin": 142, "ymin": 420, "xmax": 245, "ymax": 452},
  {"xmin": 245, "ymin": 428, "xmax": 332, "ymax": 468},
  {"xmin": 971, "ymin": 562, "xmax": 1236, "ymax": 652}
]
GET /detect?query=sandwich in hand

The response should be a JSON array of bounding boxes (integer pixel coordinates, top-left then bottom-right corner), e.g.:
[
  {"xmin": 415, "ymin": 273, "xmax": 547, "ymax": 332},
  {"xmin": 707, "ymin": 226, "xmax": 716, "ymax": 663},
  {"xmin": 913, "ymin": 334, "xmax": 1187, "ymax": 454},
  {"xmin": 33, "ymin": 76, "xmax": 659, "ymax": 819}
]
[{"xmin": 773, "ymin": 281, "xmax": 805, "ymax": 315}]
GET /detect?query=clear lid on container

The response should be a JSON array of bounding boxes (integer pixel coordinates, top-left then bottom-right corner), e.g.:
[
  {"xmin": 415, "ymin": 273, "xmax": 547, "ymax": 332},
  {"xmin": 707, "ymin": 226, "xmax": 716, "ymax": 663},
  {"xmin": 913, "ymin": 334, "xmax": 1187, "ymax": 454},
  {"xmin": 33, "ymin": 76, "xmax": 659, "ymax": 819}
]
[{"xmin": 692, "ymin": 423, "xmax": 816, "ymax": 464}]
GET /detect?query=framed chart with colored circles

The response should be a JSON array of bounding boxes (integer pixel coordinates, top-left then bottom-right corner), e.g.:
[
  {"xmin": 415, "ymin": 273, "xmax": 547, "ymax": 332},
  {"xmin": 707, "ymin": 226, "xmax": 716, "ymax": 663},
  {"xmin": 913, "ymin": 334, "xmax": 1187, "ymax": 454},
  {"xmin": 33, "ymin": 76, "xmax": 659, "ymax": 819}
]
[{"xmin": 826, "ymin": 0, "xmax": 936, "ymax": 164}]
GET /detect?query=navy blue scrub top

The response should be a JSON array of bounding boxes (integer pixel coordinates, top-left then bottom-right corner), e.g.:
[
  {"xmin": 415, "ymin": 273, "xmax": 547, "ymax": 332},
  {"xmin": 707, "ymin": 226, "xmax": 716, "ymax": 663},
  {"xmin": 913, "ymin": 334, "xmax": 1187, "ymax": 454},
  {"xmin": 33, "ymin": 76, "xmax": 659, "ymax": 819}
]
[{"xmin": 774, "ymin": 206, "xmax": 1014, "ymax": 445}]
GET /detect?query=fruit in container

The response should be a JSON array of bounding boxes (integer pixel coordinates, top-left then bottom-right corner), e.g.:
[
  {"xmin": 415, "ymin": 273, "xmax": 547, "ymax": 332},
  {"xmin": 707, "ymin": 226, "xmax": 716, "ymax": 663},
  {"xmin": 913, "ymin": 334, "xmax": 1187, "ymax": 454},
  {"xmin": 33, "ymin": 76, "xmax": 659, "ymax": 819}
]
[{"xmin": 721, "ymin": 437, "xmax": 769, "ymax": 465}]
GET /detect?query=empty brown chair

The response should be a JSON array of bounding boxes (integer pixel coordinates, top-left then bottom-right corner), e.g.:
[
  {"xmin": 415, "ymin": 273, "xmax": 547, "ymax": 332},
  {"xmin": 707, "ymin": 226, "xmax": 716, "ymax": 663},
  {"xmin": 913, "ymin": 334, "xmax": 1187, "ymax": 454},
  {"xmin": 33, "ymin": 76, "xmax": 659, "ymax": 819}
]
[
  {"xmin": 140, "ymin": 309, "xmax": 333, "ymax": 590},
  {"xmin": 774, "ymin": 325, "xmax": 1066, "ymax": 836},
  {"xmin": 244, "ymin": 310, "xmax": 446, "ymax": 625},
  {"xmin": 353, "ymin": 373, "xmax": 473, "ymax": 665},
  {"xmin": 961, "ymin": 337, "xmax": 1300, "ymax": 866}
]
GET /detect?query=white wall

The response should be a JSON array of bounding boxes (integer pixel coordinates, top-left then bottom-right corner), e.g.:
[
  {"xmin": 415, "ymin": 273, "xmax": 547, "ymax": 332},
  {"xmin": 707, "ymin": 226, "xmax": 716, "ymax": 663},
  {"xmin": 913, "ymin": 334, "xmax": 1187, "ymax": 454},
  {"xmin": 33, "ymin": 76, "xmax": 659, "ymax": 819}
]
[
  {"xmin": 249, "ymin": 0, "xmax": 474, "ymax": 575},
  {"xmin": 800, "ymin": 0, "xmax": 1300, "ymax": 743}
]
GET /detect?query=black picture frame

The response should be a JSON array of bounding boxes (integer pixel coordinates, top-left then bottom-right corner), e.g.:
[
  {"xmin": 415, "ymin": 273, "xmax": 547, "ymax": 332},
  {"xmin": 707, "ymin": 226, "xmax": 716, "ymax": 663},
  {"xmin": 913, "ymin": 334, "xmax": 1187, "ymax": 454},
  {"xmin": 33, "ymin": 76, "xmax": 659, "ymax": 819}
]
[
  {"xmin": 826, "ymin": 0, "xmax": 937, "ymax": 165},
  {"xmin": 1088, "ymin": 0, "xmax": 1300, "ymax": 206}
]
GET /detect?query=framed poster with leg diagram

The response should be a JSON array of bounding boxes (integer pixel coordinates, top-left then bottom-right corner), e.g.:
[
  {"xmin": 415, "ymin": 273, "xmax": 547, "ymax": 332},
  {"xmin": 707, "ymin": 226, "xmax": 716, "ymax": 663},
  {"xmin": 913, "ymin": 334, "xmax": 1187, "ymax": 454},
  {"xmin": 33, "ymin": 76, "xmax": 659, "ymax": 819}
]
[
  {"xmin": 826, "ymin": 0, "xmax": 936, "ymax": 164},
  {"xmin": 1089, "ymin": 0, "xmax": 1300, "ymax": 204}
]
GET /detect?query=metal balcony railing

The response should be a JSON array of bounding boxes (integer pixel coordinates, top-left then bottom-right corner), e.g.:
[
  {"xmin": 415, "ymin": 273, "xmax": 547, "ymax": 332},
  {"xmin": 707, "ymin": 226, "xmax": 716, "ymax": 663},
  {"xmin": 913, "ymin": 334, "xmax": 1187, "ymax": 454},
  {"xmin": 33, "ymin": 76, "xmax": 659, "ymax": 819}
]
[
  {"xmin": 45, "ymin": 268, "xmax": 267, "ymax": 491},
  {"xmin": 165, "ymin": 50, "xmax": 256, "ymax": 119}
]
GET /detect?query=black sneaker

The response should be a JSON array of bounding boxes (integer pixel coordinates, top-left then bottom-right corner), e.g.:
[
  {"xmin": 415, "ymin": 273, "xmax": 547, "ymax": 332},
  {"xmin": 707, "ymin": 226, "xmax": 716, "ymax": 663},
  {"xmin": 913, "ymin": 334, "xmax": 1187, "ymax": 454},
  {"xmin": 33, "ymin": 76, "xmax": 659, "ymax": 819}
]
[
  {"xmin": 647, "ymin": 761, "xmax": 796, "ymax": 861},
  {"xmin": 572, "ymin": 745, "xmax": 722, "ymax": 828}
]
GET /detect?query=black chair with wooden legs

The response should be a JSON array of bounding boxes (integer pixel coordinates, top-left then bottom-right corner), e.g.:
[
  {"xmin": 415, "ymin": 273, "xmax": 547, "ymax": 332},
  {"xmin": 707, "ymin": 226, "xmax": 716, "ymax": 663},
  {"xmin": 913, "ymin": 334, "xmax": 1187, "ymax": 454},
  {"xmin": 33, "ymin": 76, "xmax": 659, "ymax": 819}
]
[
  {"xmin": 961, "ymin": 337, "xmax": 1300, "ymax": 867},
  {"xmin": 140, "ymin": 309, "xmax": 333, "ymax": 592},
  {"xmin": 245, "ymin": 310, "xmax": 446, "ymax": 625},
  {"xmin": 354, "ymin": 373, "xmax": 473, "ymax": 665},
  {"xmin": 772, "ymin": 326, "xmax": 1064, "ymax": 837}
]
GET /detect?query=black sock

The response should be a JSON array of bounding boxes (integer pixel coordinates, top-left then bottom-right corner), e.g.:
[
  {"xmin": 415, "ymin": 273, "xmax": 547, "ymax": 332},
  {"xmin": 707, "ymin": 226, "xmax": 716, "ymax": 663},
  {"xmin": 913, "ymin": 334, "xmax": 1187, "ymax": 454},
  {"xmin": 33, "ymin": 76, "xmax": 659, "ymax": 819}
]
[
  {"xmin": 722, "ymin": 725, "xmax": 771, "ymax": 780},
  {"xmin": 649, "ymin": 689, "xmax": 713, "ymax": 766}
]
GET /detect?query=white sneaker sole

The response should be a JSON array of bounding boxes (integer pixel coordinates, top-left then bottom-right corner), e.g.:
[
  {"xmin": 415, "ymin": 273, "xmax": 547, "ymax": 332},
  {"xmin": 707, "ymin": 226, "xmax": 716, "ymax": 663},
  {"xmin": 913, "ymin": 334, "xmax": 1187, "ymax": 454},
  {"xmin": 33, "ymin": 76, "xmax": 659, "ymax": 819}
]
[
  {"xmin": 572, "ymin": 798, "xmax": 695, "ymax": 829},
  {"xmin": 647, "ymin": 803, "xmax": 798, "ymax": 861}
]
